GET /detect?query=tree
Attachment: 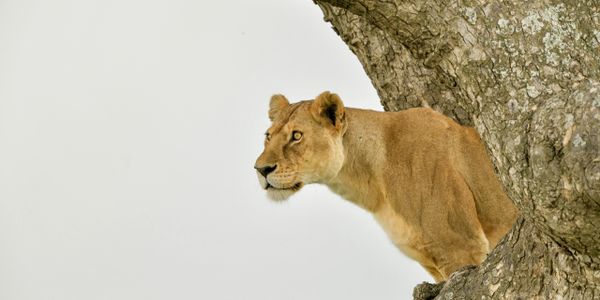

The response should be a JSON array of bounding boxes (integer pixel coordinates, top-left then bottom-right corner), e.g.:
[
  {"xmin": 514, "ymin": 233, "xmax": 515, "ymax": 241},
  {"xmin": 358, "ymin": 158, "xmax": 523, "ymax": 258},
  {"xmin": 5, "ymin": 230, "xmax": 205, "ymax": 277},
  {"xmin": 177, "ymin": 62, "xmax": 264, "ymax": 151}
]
[{"xmin": 312, "ymin": 0, "xmax": 600, "ymax": 298}]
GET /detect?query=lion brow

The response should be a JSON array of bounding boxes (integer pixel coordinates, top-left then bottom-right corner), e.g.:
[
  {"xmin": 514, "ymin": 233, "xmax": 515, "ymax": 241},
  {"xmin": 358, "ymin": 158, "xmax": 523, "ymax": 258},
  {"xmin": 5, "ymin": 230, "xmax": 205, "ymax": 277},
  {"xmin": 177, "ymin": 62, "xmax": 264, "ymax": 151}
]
[
  {"xmin": 270, "ymin": 101, "xmax": 313, "ymax": 136},
  {"xmin": 278, "ymin": 101, "xmax": 309, "ymax": 126}
]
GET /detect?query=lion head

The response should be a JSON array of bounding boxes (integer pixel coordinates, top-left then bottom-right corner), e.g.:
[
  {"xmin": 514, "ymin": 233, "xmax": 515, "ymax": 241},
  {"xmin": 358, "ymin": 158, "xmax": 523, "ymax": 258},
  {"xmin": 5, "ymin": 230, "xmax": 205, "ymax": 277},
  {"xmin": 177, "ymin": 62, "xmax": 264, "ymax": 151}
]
[{"xmin": 254, "ymin": 91, "xmax": 348, "ymax": 201}]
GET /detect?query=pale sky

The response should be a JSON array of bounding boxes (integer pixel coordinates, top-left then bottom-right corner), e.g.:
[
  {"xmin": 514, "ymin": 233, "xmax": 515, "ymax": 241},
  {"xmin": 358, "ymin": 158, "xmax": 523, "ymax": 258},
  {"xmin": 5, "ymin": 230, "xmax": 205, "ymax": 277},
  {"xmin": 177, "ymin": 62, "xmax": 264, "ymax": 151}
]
[{"xmin": 0, "ymin": 1, "xmax": 430, "ymax": 299}]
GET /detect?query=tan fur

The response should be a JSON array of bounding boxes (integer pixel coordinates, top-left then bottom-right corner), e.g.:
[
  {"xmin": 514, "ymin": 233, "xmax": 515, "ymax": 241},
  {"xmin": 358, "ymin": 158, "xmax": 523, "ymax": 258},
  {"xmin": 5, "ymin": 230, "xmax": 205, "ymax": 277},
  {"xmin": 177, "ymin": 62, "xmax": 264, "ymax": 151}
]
[{"xmin": 254, "ymin": 91, "xmax": 518, "ymax": 282}]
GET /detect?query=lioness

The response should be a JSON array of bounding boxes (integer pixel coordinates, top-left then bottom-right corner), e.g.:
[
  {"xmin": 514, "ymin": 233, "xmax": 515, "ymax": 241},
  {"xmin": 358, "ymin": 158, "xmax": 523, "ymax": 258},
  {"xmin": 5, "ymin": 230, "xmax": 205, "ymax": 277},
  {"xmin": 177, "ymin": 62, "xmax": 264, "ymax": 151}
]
[{"xmin": 254, "ymin": 91, "xmax": 517, "ymax": 282}]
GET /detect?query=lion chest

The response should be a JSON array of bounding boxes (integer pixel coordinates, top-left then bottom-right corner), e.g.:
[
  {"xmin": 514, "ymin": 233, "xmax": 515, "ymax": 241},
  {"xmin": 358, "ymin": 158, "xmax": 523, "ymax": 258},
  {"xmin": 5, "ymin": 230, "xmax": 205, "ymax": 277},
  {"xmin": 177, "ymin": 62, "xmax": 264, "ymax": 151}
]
[{"xmin": 373, "ymin": 202, "xmax": 423, "ymax": 261}]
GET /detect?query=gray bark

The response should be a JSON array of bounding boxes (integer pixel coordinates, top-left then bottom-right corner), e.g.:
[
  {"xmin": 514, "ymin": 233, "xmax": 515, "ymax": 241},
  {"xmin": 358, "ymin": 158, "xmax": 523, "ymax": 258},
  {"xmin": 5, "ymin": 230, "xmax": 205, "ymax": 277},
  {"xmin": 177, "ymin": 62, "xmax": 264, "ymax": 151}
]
[{"xmin": 312, "ymin": 0, "xmax": 600, "ymax": 298}]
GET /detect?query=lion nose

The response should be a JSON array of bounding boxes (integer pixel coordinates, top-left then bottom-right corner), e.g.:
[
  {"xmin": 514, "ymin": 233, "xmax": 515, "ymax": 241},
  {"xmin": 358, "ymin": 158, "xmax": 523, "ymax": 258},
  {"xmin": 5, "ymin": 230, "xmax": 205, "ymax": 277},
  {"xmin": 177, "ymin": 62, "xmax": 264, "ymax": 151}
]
[{"xmin": 255, "ymin": 164, "xmax": 277, "ymax": 177}]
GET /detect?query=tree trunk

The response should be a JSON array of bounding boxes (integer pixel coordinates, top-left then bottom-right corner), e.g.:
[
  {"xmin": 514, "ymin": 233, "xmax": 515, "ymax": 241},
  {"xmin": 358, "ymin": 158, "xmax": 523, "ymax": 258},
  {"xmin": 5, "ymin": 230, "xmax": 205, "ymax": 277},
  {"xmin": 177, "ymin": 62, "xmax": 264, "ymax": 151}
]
[{"xmin": 312, "ymin": 0, "xmax": 600, "ymax": 298}]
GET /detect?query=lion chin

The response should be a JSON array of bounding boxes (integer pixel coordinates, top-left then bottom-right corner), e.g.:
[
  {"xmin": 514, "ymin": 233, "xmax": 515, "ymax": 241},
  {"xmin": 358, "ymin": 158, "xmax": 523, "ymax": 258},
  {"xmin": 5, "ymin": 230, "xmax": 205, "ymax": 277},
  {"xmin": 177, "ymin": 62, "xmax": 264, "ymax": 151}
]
[
  {"xmin": 265, "ymin": 182, "xmax": 304, "ymax": 201},
  {"xmin": 266, "ymin": 188, "xmax": 295, "ymax": 201}
]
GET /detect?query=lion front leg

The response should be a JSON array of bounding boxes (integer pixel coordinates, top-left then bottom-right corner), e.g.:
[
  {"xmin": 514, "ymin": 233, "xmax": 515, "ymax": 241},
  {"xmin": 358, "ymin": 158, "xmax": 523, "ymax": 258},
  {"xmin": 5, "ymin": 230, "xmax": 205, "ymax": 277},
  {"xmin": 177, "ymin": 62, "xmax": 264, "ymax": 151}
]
[{"xmin": 428, "ymin": 234, "xmax": 490, "ymax": 280}]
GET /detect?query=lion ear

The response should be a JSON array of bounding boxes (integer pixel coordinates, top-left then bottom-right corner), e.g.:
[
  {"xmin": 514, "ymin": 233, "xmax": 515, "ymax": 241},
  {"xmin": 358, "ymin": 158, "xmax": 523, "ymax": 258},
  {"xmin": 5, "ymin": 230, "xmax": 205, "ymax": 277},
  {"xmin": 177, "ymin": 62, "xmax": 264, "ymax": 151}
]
[
  {"xmin": 269, "ymin": 94, "xmax": 290, "ymax": 121},
  {"xmin": 311, "ymin": 91, "xmax": 345, "ymax": 130}
]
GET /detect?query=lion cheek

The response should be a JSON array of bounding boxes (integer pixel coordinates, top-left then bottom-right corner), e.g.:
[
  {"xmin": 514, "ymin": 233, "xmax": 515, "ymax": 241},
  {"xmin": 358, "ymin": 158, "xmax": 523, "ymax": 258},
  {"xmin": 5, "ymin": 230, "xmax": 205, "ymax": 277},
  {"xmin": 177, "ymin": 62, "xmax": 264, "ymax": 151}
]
[{"xmin": 319, "ymin": 146, "xmax": 346, "ymax": 182}]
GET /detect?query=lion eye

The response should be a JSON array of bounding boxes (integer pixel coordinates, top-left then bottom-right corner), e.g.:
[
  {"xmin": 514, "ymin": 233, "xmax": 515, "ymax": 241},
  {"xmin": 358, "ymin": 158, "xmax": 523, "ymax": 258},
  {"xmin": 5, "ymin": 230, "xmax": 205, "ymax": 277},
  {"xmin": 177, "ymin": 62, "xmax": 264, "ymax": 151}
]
[{"xmin": 292, "ymin": 131, "xmax": 303, "ymax": 141}]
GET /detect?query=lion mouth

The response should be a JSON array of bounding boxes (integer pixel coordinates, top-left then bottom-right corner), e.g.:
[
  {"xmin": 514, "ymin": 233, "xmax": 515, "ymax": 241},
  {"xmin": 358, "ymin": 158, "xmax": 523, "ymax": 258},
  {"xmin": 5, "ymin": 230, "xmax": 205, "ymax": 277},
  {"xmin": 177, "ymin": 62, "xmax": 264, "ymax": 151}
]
[{"xmin": 266, "ymin": 182, "xmax": 303, "ymax": 191}]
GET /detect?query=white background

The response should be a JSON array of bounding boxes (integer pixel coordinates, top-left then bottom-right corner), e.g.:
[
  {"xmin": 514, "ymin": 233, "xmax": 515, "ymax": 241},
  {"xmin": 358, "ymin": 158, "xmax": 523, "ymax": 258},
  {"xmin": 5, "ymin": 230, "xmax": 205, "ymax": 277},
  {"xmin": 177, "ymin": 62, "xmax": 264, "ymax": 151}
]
[{"xmin": 0, "ymin": 0, "xmax": 430, "ymax": 299}]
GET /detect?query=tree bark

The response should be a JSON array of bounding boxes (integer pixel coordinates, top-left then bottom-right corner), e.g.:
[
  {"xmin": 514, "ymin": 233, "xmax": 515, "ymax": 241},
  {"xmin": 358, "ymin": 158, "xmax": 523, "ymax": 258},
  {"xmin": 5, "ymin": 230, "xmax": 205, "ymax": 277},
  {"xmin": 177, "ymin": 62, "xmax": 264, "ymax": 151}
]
[{"xmin": 312, "ymin": 0, "xmax": 600, "ymax": 298}]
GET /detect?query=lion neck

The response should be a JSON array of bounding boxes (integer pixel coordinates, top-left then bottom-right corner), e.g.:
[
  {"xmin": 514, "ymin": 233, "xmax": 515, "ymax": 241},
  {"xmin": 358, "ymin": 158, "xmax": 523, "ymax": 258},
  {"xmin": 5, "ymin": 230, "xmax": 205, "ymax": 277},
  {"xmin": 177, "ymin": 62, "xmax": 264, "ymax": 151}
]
[{"xmin": 325, "ymin": 108, "xmax": 388, "ymax": 212}]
